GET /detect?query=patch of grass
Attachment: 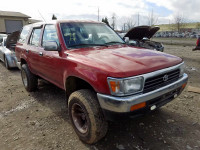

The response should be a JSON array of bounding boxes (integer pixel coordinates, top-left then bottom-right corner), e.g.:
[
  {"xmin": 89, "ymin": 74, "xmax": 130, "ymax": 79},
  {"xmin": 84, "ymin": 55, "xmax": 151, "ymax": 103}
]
[{"xmin": 157, "ymin": 23, "xmax": 200, "ymax": 32}]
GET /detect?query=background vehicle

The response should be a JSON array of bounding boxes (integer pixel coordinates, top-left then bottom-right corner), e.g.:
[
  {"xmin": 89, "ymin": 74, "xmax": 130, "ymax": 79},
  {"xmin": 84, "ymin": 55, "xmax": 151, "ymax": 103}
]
[
  {"xmin": 0, "ymin": 31, "xmax": 19, "ymax": 69},
  {"xmin": 193, "ymin": 36, "xmax": 200, "ymax": 51},
  {"xmin": 123, "ymin": 26, "xmax": 164, "ymax": 52},
  {"xmin": 0, "ymin": 33, "xmax": 7, "ymax": 41},
  {"xmin": 15, "ymin": 21, "xmax": 188, "ymax": 144}
]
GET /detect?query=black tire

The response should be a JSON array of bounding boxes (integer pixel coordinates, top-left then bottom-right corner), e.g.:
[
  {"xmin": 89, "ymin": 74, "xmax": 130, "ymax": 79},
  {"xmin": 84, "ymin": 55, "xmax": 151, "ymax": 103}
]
[
  {"xmin": 4, "ymin": 57, "xmax": 10, "ymax": 70},
  {"xmin": 21, "ymin": 64, "xmax": 38, "ymax": 92},
  {"xmin": 68, "ymin": 89, "xmax": 108, "ymax": 144}
]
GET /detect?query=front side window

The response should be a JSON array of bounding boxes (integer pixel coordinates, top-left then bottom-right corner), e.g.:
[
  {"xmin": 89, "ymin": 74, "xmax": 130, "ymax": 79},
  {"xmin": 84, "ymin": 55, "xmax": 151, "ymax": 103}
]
[
  {"xmin": 60, "ymin": 23, "xmax": 124, "ymax": 48},
  {"xmin": 42, "ymin": 24, "xmax": 59, "ymax": 46},
  {"xmin": 29, "ymin": 28, "xmax": 42, "ymax": 46}
]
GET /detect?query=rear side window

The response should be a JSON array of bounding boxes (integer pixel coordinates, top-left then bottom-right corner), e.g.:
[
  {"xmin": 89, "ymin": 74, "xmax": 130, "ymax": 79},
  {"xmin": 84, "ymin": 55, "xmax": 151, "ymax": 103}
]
[
  {"xmin": 29, "ymin": 28, "xmax": 42, "ymax": 46},
  {"xmin": 19, "ymin": 26, "xmax": 31, "ymax": 43}
]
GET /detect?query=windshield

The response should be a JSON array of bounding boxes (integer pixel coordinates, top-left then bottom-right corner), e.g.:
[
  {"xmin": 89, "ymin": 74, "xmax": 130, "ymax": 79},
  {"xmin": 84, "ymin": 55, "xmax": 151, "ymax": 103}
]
[{"xmin": 60, "ymin": 22, "xmax": 125, "ymax": 48}]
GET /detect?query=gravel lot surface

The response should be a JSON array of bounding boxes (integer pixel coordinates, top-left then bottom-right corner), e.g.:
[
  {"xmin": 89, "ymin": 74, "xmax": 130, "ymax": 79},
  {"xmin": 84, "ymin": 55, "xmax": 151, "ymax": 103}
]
[{"xmin": 0, "ymin": 44, "xmax": 199, "ymax": 150}]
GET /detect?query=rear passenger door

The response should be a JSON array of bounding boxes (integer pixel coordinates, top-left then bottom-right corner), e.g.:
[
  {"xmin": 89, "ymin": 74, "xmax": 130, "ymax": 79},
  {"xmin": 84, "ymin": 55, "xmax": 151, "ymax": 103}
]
[{"xmin": 28, "ymin": 26, "xmax": 43, "ymax": 74}]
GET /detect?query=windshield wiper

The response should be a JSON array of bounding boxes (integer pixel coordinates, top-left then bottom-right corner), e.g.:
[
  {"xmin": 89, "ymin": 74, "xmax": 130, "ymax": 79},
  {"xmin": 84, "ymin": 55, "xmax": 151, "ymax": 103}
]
[
  {"xmin": 68, "ymin": 43, "xmax": 108, "ymax": 48},
  {"xmin": 105, "ymin": 41, "xmax": 125, "ymax": 45}
]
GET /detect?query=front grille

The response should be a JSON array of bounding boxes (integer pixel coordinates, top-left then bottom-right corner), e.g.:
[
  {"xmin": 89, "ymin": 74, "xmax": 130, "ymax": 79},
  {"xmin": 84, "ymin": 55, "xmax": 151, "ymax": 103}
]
[{"xmin": 143, "ymin": 69, "xmax": 180, "ymax": 93}]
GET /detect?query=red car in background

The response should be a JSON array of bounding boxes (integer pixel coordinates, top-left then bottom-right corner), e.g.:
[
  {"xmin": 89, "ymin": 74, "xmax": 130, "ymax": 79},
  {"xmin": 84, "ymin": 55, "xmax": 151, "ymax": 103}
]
[{"xmin": 193, "ymin": 36, "xmax": 200, "ymax": 51}]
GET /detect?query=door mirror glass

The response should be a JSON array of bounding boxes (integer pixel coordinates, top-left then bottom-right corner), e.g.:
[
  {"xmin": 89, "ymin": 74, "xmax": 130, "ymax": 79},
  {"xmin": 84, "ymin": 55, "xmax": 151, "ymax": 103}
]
[{"xmin": 43, "ymin": 41, "xmax": 60, "ymax": 51}]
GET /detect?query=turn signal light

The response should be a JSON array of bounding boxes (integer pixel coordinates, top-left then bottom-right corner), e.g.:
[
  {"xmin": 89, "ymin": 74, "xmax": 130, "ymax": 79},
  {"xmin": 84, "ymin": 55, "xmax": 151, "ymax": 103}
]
[
  {"xmin": 109, "ymin": 81, "xmax": 120, "ymax": 92},
  {"xmin": 182, "ymin": 83, "xmax": 187, "ymax": 89},
  {"xmin": 130, "ymin": 102, "xmax": 146, "ymax": 111}
]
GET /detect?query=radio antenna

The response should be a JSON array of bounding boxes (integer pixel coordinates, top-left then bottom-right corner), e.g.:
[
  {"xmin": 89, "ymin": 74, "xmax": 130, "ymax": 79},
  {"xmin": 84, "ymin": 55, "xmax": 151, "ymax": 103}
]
[{"xmin": 38, "ymin": 10, "xmax": 46, "ymax": 22}]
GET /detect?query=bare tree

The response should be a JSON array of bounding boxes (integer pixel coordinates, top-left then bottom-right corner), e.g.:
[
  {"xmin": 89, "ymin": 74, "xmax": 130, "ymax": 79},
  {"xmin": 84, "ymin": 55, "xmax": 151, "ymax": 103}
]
[
  {"xmin": 126, "ymin": 18, "xmax": 136, "ymax": 30},
  {"xmin": 120, "ymin": 16, "xmax": 136, "ymax": 32},
  {"xmin": 174, "ymin": 14, "xmax": 185, "ymax": 33},
  {"xmin": 147, "ymin": 9, "xmax": 158, "ymax": 26},
  {"xmin": 52, "ymin": 14, "xmax": 57, "ymax": 20}
]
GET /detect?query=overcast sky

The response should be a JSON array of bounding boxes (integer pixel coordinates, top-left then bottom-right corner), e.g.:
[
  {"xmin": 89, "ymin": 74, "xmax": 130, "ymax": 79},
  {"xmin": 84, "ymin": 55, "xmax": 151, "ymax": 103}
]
[{"xmin": 1, "ymin": 0, "xmax": 200, "ymax": 28}]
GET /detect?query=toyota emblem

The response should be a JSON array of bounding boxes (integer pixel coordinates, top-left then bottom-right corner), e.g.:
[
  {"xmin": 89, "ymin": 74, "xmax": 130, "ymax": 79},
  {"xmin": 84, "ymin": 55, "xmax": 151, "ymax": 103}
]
[{"xmin": 163, "ymin": 75, "xmax": 168, "ymax": 82}]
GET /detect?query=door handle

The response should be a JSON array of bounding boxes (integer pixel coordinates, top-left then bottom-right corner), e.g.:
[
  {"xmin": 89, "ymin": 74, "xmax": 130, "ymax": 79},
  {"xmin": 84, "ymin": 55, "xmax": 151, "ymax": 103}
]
[
  {"xmin": 26, "ymin": 49, "xmax": 29, "ymax": 53},
  {"xmin": 39, "ymin": 52, "xmax": 43, "ymax": 56}
]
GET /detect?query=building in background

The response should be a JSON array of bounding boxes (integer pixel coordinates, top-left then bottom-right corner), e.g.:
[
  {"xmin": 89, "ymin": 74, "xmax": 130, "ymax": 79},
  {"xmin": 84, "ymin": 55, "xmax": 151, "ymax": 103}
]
[{"xmin": 0, "ymin": 10, "xmax": 32, "ymax": 34}]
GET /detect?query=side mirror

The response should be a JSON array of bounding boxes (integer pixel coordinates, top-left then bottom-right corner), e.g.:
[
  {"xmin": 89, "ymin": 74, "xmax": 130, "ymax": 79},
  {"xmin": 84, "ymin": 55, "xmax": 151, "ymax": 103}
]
[
  {"xmin": 123, "ymin": 37, "xmax": 129, "ymax": 44},
  {"xmin": 43, "ymin": 41, "xmax": 60, "ymax": 51}
]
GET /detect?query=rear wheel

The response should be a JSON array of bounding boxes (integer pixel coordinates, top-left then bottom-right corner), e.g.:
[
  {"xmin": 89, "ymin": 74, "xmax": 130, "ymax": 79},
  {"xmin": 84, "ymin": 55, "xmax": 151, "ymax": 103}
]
[
  {"xmin": 21, "ymin": 64, "xmax": 38, "ymax": 92},
  {"xmin": 68, "ymin": 89, "xmax": 108, "ymax": 144}
]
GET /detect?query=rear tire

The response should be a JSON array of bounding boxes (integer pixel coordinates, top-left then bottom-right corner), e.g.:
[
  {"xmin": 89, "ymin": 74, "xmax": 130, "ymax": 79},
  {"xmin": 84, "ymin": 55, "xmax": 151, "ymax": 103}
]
[
  {"xmin": 68, "ymin": 89, "xmax": 108, "ymax": 144},
  {"xmin": 21, "ymin": 64, "xmax": 38, "ymax": 92}
]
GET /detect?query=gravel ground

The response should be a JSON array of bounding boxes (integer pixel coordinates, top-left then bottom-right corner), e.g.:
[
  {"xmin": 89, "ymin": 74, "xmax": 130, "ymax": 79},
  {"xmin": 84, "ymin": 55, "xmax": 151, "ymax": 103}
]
[{"xmin": 0, "ymin": 44, "xmax": 200, "ymax": 150}]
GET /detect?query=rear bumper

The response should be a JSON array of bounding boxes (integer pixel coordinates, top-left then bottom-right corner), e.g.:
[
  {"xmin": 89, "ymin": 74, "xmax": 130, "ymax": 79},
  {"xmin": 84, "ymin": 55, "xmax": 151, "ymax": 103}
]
[
  {"xmin": 97, "ymin": 73, "xmax": 188, "ymax": 120},
  {"xmin": 193, "ymin": 46, "xmax": 200, "ymax": 51},
  {"xmin": 7, "ymin": 55, "xmax": 18, "ymax": 68}
]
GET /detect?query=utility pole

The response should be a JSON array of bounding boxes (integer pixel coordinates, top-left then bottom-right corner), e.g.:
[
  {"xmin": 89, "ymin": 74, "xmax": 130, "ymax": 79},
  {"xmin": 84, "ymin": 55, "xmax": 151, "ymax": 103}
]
[
  {"xmin": 111, "ymin": 13, "xmax": 116, "ymax": 30},
  {"xmin": 138, "ymin": 13, "xmax": 139, "ymax": 26},
  {"xmin": 98, "ymin": 7, "xmax": 99, "ymax": 21},
  {"xmin": 151, "ymin": 9, "xmax": 153, "ymax": 26}
]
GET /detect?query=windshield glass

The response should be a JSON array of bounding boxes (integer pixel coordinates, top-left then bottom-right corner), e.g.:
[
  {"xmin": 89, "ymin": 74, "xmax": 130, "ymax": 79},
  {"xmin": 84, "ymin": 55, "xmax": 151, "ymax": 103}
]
[{"xmin": 60, "ymin": 22, "xmax": 124, "ymax": 48}]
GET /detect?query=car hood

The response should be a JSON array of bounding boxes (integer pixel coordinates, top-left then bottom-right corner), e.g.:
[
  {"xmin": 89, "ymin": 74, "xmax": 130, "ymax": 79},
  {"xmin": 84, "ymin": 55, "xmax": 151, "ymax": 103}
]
[
  {"xmin": 124, "ymin": 26, "xmax": 160, "ymax": 40},
  {"xmin": 67, "ymin": 45, "xmax": 182, "ymax": 78},
  {"xmin": 6, "ymin": 31, "xmax": 20, "ymax": 49}
]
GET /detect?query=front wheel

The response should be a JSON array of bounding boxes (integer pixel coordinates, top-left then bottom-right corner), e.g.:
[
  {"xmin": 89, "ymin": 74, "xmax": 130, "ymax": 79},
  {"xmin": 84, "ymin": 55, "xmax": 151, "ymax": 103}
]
[
  {"xmin": 21, "ymin": 64, "xmax": 38, "ymax": 92},
  {"xmin": 68, "ymin": 89, "xmax": 108, "ymax": 144}
]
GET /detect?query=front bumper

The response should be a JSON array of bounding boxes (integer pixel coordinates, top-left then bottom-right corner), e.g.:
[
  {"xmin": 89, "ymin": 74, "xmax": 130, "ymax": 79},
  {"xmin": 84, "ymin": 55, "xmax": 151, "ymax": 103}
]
[
  {"xmin": 193, "ymin": 46, "xmax": 200, "ymax": 51},
  {"xmin": 97, "ymin": 73, "xmax": 188, "ymax": 116}
]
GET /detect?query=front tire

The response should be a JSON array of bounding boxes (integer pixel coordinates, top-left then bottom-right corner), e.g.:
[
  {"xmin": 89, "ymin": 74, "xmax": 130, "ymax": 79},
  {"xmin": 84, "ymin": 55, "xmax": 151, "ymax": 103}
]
[
  {"xmin": 21, "ymin": 64, "xmax": 38, "ymax": 92},
  {"xmin": 68, "ymin": 89, "xmax": 108, "ymax": 144}
]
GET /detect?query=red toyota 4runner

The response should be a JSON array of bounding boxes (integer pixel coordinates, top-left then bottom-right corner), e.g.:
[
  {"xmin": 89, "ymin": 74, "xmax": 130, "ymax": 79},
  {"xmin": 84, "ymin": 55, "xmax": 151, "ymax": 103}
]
[{"xmin": 15, "ymin": 20, "xmax": 188, "ymax": 144}]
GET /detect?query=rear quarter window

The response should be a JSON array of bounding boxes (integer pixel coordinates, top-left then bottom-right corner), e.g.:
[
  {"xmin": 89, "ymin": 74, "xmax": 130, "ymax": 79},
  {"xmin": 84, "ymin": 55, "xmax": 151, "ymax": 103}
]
[{"xmin": 18, "ymin": 26, "xmax": 31, "ymax": 44}]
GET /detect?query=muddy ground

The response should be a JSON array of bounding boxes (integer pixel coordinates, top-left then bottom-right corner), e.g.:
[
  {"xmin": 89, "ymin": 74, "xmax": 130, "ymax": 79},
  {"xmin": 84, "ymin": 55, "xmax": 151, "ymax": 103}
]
[{"xmin": 0, "ymin": 44, "xmax": 200, "ymax": 150}]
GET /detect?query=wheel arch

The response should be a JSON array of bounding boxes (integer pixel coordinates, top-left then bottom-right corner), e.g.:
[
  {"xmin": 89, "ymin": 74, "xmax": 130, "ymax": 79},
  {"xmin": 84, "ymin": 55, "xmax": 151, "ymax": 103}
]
[
  {"xmin": 20, "ymin": 58, "xmax": 27, "ymax": 65},
  {"xmin": 65, "ymin": 76, "xmax": 96, "ymax": 98}
]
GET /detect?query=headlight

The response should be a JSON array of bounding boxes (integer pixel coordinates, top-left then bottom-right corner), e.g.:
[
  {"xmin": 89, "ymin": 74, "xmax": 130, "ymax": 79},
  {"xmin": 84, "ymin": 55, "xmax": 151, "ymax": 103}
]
[
  {"xmin": 179, "ymin": 63, "xmax": 185, "ymax": 77},
  {"xmin": 107, "ymin": 76, "xmax": 144, "ymax": 96}
]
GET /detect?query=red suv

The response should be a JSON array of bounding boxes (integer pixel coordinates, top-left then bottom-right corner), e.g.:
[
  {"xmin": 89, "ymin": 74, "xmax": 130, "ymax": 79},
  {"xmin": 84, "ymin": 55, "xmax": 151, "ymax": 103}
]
[{"xmin": 15, "ymin": 20, "xmax": 188, "ymax": 144}]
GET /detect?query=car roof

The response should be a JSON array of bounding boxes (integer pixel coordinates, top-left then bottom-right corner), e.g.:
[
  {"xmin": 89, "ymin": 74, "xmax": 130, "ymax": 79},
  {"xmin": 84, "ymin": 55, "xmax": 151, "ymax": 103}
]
[
  {"xmin": 26, "ymin": 20, "xmax": 104, "ymax": 27},
  {"xmin": 0, "ymin": 33, "xmax": 7, "ymax": 37}
]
